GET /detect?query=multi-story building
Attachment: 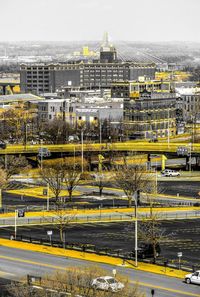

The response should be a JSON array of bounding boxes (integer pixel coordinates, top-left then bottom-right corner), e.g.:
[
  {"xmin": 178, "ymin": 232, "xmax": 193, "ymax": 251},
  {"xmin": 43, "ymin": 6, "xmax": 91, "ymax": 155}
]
[
  {"xmin": 20, "ymin": 62, "xmax": 156, "ymax": 94},
  {"xmin": 112, "ymin": 79, "xmax": 177, "ymax": 139},
  {"xmin": 175, "ymin": 87, "xmax": 200, "ymax": 122},
  {"xmin": 20, "ymin": 36, "xmax": 156, "ymax": 94},
  {"xmin": 37, "ymin": 99, "xmax": 75, "ymax": 124},
  {"xmin": 111, "ymin": 78, "xmax": 171, "ymax": 98}
]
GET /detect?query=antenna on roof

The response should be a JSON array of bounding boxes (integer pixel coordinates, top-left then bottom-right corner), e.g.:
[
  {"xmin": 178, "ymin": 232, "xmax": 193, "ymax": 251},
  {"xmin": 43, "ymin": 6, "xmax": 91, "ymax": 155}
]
[{"xmin": 102, "ymin": 32, "xmax": 109, "ymax": 47}]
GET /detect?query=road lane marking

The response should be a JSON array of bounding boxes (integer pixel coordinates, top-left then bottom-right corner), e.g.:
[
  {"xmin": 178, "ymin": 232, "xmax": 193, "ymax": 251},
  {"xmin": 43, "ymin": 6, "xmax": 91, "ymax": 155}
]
[
  {"xmin": 131, "ymin": 280, "xmax": 200, "ymax": 297},
  {"xmin": 0, "ymin": 270, "xmax": 15, "ymax": 276},
  {"xmin": 0, "ymin": 255, "xmax": 67, "ymax": 271}
]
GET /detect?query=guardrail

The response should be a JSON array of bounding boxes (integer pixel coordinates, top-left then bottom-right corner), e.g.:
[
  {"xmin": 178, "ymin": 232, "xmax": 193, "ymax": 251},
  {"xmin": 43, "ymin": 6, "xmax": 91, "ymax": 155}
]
[{"xmin": 1, "ymin": 210, "xmax": 200, "ymax": 226}]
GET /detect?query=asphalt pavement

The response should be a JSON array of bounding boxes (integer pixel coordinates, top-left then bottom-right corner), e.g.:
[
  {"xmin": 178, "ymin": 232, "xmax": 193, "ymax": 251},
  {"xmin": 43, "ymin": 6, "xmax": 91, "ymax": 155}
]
[
  {"xmin": 1, "ymin": 219, "xmax": 200, "ymax": 269},
  {"xmin": 0, "ymin": 246, "xmax": 199, "ymax": 297},
  {"xmin": 2, "ymin": 180, "xmax": 200, "ymax": 211}
]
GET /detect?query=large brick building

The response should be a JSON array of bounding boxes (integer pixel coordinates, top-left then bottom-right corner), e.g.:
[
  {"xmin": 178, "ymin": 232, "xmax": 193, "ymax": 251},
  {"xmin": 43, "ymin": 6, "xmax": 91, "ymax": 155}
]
[{"xmin": 20, "ymin": 37, "xmax": 156, "ymax": 94}]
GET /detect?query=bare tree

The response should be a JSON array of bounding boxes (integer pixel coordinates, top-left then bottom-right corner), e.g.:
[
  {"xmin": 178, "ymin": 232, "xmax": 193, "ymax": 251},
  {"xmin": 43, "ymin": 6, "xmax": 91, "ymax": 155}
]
[
  {"xmin": 41, "ymin": 118, "xmax": 74, "ymax": 144},
  {"xmin": 62, "ymin": 158, "xmax": 81, "ymax": 202},
  {"xmin": 114, "ymin": 158, "xmax": 153, "ymax": 208},
  {"xmin": 44, "ymin": 208, "xmax": 76, "ymax": 245},
  {"xmin": 138, "ymin": 176, "xmax": 164, "ymax": 263},
  {"xmin": 138, "ymin": 211, "xmax": 163, "ymax": 263},
  {"xmin": 39, "ymin": 161, "xmax": 64, "ymax": 205},
  {"xmin": 40, "ymin": 158, "xmax": 83, "ymax": 205},
  {"xmin": 0, "ymin": 155, "xmax": 30, "ymax": 179}
]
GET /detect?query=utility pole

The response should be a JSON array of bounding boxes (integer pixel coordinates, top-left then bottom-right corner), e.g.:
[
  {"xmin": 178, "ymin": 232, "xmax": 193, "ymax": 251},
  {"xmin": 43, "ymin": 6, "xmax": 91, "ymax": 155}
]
[
  {"xmin": 47, "ymin": 183, "xmax": 49, "ymax": 211},
  {"xmin": 81, "ymin": 130, "xmax": 84, "ymax": 173},
  {"xmin": 15, "ymin": 210, "xmax": 18, "ymax": 239},
  {"xmin": 40, "ymin": 139, "xmax": 43, "ymax": 170},
  {"xmin": 134, "ymin": 192, "xmax": 138, "ymax": 267},
  {"xmin": 99, "ymin": 120, "xmax": 102, "ymax": 144},
  {"xmin": 167, "ymin": 108, "xmax": 170, "ymax": 149}
]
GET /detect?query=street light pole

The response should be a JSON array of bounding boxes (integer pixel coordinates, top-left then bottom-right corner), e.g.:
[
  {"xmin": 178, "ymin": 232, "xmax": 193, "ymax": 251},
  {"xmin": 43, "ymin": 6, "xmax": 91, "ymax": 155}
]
[
  {"xmin": 189, "ymin": 142, "xmax": 192, "ymax": 174},
  {"xmin": 81, "ymin": 130, "xmax": 84, "ymax": 173},
  {"xmin": 40, "ymin": 139, "xmax": 43, "ymax": 170},
  {"xmin": 134, "ymin": 192, "xmax": 138, "ymax": 267},
  {"xmin": 99, "ymin": 120, "xmax": 102, "ymax": 144},
  {"xmin": 47, "ymin": 183, "xmax": 49, "ymax": 211},
  {"xmin": 25, "ymin": 124, "xmax": 27, "ymax": 150},
  {"xmin": 167, "ymin": 108, "xmax": 170, "ymax": 149},
  {"xmin": 15, "ymin": 209, "xmax": 18, "ymax": 239}
]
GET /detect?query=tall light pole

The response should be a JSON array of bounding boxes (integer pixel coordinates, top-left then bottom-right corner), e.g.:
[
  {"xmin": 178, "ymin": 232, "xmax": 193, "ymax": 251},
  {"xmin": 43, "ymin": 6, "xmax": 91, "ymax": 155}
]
[
  {"xmin": 40, "ymin": 139, "xmax": 43, "ymax": 170},
  {"xmin": 81, "ymin": 130, "xmax": 84, "ymax": 173},
  {"xmin": 189, "ymin": 142, "xmax": 192, "ymax": 174},
  {"xmin": 15, "ymin": 209, "xmax": 18, "ymax": 239},
  {"xmin": 47, "ymin": 183, "xmax": 49, "ymax": 211},
  {"xmin": 99, "ymin": 120, "xmax": 102, "ymax": 144},
  {"xmin": 133, "ymin": 192, "xmax": 138, "ymax": 267},
  {"xmin": 167, "ymin": 108, "xmax": 170, "ymax": 149}
]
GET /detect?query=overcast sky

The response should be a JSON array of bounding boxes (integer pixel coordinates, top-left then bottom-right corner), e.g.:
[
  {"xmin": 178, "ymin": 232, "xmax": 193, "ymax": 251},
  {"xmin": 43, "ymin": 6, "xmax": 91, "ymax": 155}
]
[{"xmin": 1, "ymin": 0, "xmax": 200, "ymax": 42}]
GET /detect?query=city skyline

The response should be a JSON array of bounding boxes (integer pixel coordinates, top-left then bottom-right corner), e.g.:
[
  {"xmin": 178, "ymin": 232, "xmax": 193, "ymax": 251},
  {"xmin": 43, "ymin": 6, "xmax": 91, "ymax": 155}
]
[{"xmin": 1, "ymin": 0, "xmax": 200, "ymax": 42}]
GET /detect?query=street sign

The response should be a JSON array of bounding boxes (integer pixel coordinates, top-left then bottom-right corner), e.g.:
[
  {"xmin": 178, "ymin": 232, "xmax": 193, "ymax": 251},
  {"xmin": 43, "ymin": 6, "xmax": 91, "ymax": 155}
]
[
  {"xmin": 177, "ymin": 146, "xmax": 189, "ymax": 156},
  {"xmin": 43, "ymin": 189, "xmax": 48, "ymax": 196},
  {"xmin": 18, "ymin": 209, "xmax": 25, "ymax": 217},
  {"xmin": 47, "ymin": 230, "xmax": 53, "ymax": 236},
  {"xmin": 177, "ymin": 252, "xmax": 182, "ymax": 257},
  {"xmin": 112, "ymin": 269, "xmax": 117, "ymax": 277}
]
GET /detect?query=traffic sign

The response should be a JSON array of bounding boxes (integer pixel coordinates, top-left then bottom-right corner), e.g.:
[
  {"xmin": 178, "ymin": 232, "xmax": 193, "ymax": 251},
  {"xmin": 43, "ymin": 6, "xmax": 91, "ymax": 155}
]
[
  {"xmin": 18, "ymin": 209, "xmax": 25, "ymax": 217},
  {"xmin": 47, "ymin": 230, "xmax": 53, "ymax": 236},
  {"xmin": 177, "ymin": 252, "xmax": 182, "ymax": 257},
  {"xmin": 112, "ymin": 269, "xmax": 117, "ymax": 277}
]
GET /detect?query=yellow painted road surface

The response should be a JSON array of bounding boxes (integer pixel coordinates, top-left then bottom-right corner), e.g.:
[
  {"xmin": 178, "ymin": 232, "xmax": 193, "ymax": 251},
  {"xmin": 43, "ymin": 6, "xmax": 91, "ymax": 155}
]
[
  {"xmin": 6, "ymin": 187, "xmax": 81, "ymax": 199},
  {"xmin": 2, "ymin": 142, "xmax": 200, "ymax": 154}
]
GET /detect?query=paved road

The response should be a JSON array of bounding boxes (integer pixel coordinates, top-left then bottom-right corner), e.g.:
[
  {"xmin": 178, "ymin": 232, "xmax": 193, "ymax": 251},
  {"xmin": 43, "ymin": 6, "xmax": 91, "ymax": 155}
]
[
  {"xmin": 2, "ymin": 180, "xmax": 200, "ymax": 212},
  {"xmin": 0, "ymin": 246, "xmax": 199, "ymax": 297}
]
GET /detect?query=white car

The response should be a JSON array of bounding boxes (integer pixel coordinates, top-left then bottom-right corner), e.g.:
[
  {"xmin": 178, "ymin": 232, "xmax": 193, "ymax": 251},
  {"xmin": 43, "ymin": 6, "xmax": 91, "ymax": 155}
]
[
  {"xmin": 185, "ymin": 271, "xmax": 200, "ymax": 285},
  {"xmin": 161, "ymin": 169, "xmax": 180, "ymax": 177},
  {"xmin": 38, "ymin": 148, "xmax": 51, "ymax": 158},
  {"xmin": 91, "ymin": 276, "xmax": 124, "ymax": 292}
]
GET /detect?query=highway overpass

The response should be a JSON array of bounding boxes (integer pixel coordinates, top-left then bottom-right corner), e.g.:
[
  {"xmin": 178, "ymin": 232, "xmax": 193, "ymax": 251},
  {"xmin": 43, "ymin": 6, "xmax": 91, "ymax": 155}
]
[{"xmin": 0, "ymin": 142, "xmax": 199, "ymax": 156}]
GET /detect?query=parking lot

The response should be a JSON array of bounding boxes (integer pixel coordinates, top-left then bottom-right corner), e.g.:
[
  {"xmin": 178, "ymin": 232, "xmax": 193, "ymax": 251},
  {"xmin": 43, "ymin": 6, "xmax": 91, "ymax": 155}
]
[{"xmin": 1, "ymin": 219, "xmax": 200, "ymax": 269}]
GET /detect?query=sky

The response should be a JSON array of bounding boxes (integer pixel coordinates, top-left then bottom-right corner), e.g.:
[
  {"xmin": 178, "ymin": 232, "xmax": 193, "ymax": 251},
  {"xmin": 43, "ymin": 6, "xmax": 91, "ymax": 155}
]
[{"xmin": 1, "ymin": 0, "xmax": 200, "ymax": 42}]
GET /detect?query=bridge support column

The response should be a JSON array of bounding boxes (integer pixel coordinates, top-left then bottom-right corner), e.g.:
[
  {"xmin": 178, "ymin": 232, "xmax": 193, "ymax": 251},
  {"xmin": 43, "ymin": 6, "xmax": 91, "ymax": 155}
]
[{"xmin": 161, "ymin": 155, "xmax": 167, "ymax": 171}]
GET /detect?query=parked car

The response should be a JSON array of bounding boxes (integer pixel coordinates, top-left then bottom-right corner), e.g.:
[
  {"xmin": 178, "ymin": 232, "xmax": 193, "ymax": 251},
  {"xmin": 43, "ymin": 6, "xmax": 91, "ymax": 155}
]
[
  {"xmin": 91, "ymin": 276, "xmax": 124, "ymax": 292},
  {"xmin": 131, "ymin": 243, "xmax": 161, "ymax": 259},
  {"xmin": 161, "ymin": 169, "xmax": 180, "ymax": 177},
  {"xmin": 0, "ymin": 141, "xmax": 6, "ymax": 149},
  {"xmin": 38, "ymin": 148, "xmax": 51, "ymax": 158},
  {"xmin": 68, "ymin": 135, "xmax": 79, "ymax": 142},
  {"xmin": 185, "ymin": 270, "xmax": 200, "ymax": 284}
]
